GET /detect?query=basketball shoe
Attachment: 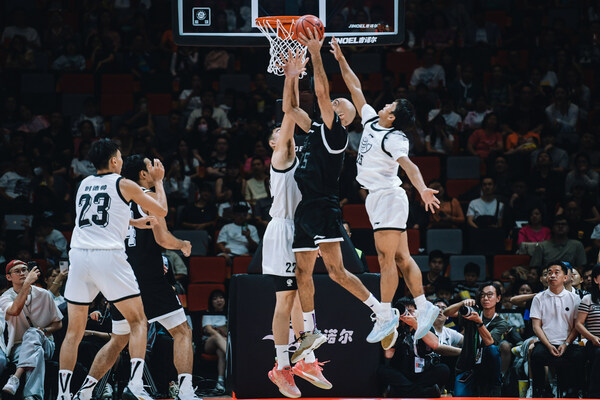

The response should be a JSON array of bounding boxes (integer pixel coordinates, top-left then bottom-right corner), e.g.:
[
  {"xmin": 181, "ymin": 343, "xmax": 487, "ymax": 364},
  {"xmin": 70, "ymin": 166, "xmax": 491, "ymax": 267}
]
[
  {"xmin": 291, "ymin": 329, "xmax": 326, "ymax": 363},
  {"xmin": 414, "ymin": 301, "xmax": 440, "ymax": 340},
  {"xmin": 380, "ymin": 328, "xmax": 398, "ymax": 350},
  {"xmin": 122, "ymin": 382, "xmax": 152, "ymax": 400},
  {"xmin": 367, "ymin": 308, "xmax": 400, "ymax": 344},
  {"xmin": 292, "ymin": 359, "xmax": 332, "ymax": 390},
  {"xmin": 268, "ymin": 364, "xmax": 301, "ymax": 398}
]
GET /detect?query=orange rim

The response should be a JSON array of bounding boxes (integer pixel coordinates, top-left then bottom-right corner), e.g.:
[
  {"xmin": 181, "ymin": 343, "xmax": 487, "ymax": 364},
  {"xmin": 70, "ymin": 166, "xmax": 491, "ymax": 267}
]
[{"xmin": 255, "ymin": 15, "xmax": 301, "ymax": 39}]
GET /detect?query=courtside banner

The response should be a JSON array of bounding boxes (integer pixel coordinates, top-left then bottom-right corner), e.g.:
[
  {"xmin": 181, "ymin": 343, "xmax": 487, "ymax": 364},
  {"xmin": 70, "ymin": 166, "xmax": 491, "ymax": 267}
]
[{"xmin": 230, "ymin": 274, "xmax": 382, "ymax": 398}]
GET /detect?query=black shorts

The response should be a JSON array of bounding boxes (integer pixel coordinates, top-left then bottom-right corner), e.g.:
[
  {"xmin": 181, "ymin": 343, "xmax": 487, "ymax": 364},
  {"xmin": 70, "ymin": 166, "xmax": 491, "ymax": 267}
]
[
  {"xmin": 292, "ymin": 196, "xmax": 344, "ymax": 251},
  {"xmin": 269, "ymin": 275, "xmax": 298, "ymax": 292},
  {"xmin": 112, "ymin": 278, "xmax": 182, "ymax": 322}
]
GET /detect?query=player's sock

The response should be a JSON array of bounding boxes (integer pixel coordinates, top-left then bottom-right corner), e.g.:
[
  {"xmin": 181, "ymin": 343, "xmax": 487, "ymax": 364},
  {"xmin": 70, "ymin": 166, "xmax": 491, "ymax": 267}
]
[
  {"xmin": 276, "ymin": 345, "xmax": 290, "ymax": 369},
  {"xmin": 129, "ymin": 358, "xmax": 145, "ymax": 387},
  {"xmin": 304, "ymin": 351, "xmax": 316, "ymax": 363},
  {"xmin": 58, "ymin": 370, "xmax": 73, "ymax": 398},
  {"xmin": 363, "ymin": 293, "xmax": 385, "ymax": 316},
  {"xmin": 414, "ymin": 294, "xmax": 427, "ymax": 310},
  {"xmin": 77, "ymin": 376, "xmax": 98, "ymax": 400},
  {"xmin": 302, "ymin": 311, "xmax": 316, "ymax": 333},
  {"xmin": 178, "ymin": 373, "xmax": 193, "ymax": 395},
  {"xmin": 380, "ymin": 302, "xmax": 393, "ymax": 319}
]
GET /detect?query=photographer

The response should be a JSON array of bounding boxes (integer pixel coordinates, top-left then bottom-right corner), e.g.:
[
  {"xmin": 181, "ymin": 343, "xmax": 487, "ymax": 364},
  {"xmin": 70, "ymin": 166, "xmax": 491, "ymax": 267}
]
[
  {"xmin": 378, "ymin": 298, "xmax": 451, "ymax": 398},
  {"xmin": 444, "ymin": 281, "xmax": 509, "ymax": 396}
]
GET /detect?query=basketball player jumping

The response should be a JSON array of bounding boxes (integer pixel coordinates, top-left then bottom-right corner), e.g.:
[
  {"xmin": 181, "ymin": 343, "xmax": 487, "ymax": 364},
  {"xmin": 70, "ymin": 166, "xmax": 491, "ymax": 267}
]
[
  {"xmin": 69, "ymin": 154, "xmax": 201, "ymax": 400},
  {"xmin": 57, "ymin": 139, "xmax": 168, "ymax": 400},
  {"xmin": 330, "ymin": 37, "xmax": 441, "ymax": 345},
  {"xmin": 265, "ymin": 53, "xmax": 331, "ymax": 398},
  {"xmin": 282, "ymin": 31, "xmax": 394, "ymax": 361}
]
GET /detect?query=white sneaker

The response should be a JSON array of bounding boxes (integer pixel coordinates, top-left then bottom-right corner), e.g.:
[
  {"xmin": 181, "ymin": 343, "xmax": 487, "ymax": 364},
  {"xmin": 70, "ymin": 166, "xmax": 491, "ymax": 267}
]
[
  {"xmin": 3, "ymin": 375, "xmax": 20, "ymax": 395},
  {"xmin": 215, "ymin": 381, "xmax": 225, "ymax": 393},
  {"xmin": 176, "ymin": 387, "xmax": 202, "ymax": 400},
  {"xmin": 366, "ymin": 308, "xmax": 400, "ymax": 343},
  {"xmin": 122, "ymin": 383, "xmax": 152, "ymax": 400},
  {"xmin": 414, "ymin": 301, "xmax": 439, "ymax": 340},
  {"xmin": 102, "ymin": 383, "xmax": 113, "ymax": 399}
]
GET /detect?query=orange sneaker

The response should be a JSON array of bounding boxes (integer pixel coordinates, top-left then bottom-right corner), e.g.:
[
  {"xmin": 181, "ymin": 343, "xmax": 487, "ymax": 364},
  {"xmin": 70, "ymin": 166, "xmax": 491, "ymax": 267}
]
[
  {"xmin": 268, "ymin": 364, "xmax": 301, "ymax": 398},
  {"xmin": 292, "ymin": 359, "xmax": 332, "ymax": 390}
]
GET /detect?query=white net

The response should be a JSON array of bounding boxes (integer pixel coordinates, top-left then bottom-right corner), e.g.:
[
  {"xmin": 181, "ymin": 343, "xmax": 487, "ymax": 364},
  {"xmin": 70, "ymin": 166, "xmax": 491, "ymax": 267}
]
[{"xmin": 255, "ymin": 17, "xmax": 307, "ymax": 78}]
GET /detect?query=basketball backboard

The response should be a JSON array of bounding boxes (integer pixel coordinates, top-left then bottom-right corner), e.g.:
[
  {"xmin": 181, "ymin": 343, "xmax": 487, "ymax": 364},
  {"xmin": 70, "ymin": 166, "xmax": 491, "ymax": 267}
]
[{"xmin": 172, "ymin": 0, "xmax": 405, "ymax": 47}]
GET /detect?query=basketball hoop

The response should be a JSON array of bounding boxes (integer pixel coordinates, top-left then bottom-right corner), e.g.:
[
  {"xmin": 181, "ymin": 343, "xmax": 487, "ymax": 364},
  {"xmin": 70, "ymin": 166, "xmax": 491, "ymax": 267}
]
[{"xmin": 255, "ymin": 16, "xmax": 307, "ymax": 78}]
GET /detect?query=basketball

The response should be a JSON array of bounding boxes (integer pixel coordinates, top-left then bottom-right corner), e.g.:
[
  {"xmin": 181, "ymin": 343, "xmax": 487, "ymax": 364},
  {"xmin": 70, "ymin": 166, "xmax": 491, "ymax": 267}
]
[{"xmin": 294, "ymin": 14, "xmax": 325, "ymax": 42}]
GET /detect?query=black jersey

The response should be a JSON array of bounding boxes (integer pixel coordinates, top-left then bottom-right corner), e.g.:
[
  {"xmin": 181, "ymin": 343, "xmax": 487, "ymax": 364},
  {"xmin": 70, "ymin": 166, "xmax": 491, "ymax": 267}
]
[
  {"xmin": 125, "ymin": 188, "xmax": 163, "ymax": 283},
  {"xmin": 294, "ymin": 115, "xmax": 348, "ymax": 198}
]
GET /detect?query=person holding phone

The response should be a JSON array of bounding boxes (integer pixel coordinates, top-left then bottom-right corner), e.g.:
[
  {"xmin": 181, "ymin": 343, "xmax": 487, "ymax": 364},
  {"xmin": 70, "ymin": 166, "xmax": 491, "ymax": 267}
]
[
  {"xmin": 444, "ymin": 281, "xmax": 509, "ymax": 396},
  {"xmin": 0, "ymin": 259, "xmax": 63, "ymax": 399},
  {"xmin": 216, "ymin": 204, "xmax": 259, "ymax": 265}
]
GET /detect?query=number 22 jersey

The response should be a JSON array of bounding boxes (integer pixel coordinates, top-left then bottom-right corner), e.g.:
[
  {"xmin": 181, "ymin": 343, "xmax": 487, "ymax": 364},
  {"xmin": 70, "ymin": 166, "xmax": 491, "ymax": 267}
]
[{"xmin": 70, "ymin": 173, "xmax": 131, "ymax": 250}]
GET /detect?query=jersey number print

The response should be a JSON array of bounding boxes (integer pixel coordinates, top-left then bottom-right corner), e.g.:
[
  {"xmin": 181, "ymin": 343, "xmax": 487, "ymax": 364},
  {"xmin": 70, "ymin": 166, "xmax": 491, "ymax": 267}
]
[{"xmin": 78, "ymin": 193, "xmax": 111, "ymax": 228}]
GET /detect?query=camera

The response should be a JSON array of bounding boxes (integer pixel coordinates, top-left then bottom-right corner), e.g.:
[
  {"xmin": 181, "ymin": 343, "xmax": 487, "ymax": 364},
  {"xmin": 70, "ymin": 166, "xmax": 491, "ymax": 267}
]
[
  {"xmin": 397, "ymin": 303, "xmax": 410, "ymax": 317},
  {"xmin": 459, "ymin": 305, "xmax": 479, "ymax": 316},
  {"xmin": 26, "ymin": 261, "xmax": 38, "ymax": 271}
]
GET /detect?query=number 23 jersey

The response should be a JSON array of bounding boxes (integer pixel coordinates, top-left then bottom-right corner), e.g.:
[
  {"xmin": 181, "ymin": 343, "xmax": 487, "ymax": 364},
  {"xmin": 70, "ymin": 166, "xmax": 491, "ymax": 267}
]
[{"xmin": 71, "ymin": 173, "xmax": 131, "ymax": 250}]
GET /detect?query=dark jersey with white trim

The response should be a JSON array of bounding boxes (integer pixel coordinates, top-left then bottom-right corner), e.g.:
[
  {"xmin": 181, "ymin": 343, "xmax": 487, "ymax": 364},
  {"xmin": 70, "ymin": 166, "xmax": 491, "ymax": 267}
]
[
  {"xmin": 294, "ymin": 115, "xmax": 348, "ymax": 198},
  {"xmin": 125, "ymin": 188, "xmax": 164, "ymax": 283}
]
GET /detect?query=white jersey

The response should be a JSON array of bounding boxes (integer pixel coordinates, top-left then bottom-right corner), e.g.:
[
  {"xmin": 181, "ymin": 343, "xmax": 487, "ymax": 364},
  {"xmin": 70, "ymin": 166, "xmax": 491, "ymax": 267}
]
[
  {"xmin": 269, "ymin": 158, "xmax": 302, "ymax": 220},
  {"xmin": 356, "ymin": 104, "xmax": 410, "ymax": 191},
  {"xmin": 70, "ymin": 173, "xmax": 131, "ymax": 250}
]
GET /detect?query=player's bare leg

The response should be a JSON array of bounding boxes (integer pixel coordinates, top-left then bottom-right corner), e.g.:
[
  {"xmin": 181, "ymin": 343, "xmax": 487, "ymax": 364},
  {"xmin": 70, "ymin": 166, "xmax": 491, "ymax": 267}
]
[
  {"xmin": 319, "ymin": 242, "xmax": 370, "ymax": 300},
  {"xmin": 57, "ymin": 303, "xmax": 89, "ymax": 399},
  {"xmin": 292, "ymin": 250, "xmax": 326, "ymax": 363}
]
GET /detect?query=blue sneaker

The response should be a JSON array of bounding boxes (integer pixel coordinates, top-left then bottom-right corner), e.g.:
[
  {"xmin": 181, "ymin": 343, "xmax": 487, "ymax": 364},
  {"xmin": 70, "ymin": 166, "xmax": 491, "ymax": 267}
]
[
  {"xmin": 414, "ymin": 301, "xmax": 439, "ymax": 340},
  {"xmin": 366, "ymin": 308, "xmax": 399, "ymax": 343}
]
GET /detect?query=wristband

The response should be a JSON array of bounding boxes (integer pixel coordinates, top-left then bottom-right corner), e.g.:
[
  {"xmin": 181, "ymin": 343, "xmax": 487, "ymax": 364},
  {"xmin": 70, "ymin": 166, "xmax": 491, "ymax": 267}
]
[
  {"xmin": 563, "ymin": 341, "xmax": 569, "ymax": 346},
  {"xmin": 476, "ymin": 322, "xmax": 484, "ymax": 328}
]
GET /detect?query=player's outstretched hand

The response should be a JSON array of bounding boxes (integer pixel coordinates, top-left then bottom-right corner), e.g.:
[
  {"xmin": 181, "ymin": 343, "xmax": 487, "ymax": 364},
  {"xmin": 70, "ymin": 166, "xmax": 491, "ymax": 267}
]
[
  {"xmin": 148, "ymin": 159, "xmax": 165, "ymax": 182},
  {"xmin": 181, "ymin": 240, "xmax": 192, "ymax": 257},
  {"xmin": 420, "ymin": 188, "xmax": 441, "ymax": 213},
  {"xmin": 279, "ymin": 49, "xmax": 308, "ymax": 78},
  {"xmin": 298, "ymin": 27, "xmax": 324, "ymax": 54},
  {"xmin": 329, "ymin": 37, "xmax": 344, "ymax": 61}
]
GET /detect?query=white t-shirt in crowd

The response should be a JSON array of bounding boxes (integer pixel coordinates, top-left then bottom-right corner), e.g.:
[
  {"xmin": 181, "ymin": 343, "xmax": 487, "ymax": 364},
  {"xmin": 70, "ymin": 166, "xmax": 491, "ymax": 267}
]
[
  {"xmin": 530, "ymin": 288, "xmax": 580, "ymax": 345},
  {"xmin": 217, "ymin": 222, "xmax": 259, "ymax": 255},
  {"xmin": 410, "ymin": 64, "xmax": 446, "ymax": 89},
  {"xmin": 467, "ymin": 198, "xmax": 504, "ymax": 219},
  {"xmin": 435, "ymin": 325, "xmax": 463, "ymax": 347}
]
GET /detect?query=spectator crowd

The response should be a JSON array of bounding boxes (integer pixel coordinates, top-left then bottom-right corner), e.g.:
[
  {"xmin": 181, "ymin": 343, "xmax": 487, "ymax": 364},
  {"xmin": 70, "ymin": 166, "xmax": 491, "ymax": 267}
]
[{"xmin": 0, "ymin": 0, "xmax": 600, "ymax": 398}]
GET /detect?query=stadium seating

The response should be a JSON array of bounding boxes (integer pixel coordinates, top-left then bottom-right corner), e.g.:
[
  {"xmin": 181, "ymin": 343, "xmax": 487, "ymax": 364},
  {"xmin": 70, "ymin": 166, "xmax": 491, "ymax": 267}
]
[
  {"xmin": 493, "ymin": 254, "xmax": 531, "ymax": 280},
  {"xmin": 426, "ymin": 229, "xmax": 463, "ymax": 254},
  {"xmin": 189, "ymin": 256, "xmax": 227, "ymax": 283},
  {"xmin": 101, "ymin": 74, "xmax": 134, "ymax": 94},
  {"xmin": 232, "ymin": 256, "xmax": 252, "ymax": 275},
  {"xmin": 172, "ymin": 230, "xmax": 209, "ymax": 256},
  {"xmin": 411, "ymin": 156, "xmax": 441, "ymax": 184},
  {"xmin": 59, "ymin": 73, "xmax": 94, "ymax": 93},
  {"xmin": 449, "ymin": 255, "xmax": 487, "ymax": 281},
  {"xmin": 413, "ymin": 255, "xmax": 429, "ymax": 272},
  {"xmin": 187, "ymin": 283, "xmax": 226, "ymax": 312},
  {"xmin": 407, "ymin": 228, "xmax": 420, "ymax": 255},
  {"xmin": 146, "ymin": 93, "xmax": 173, "ymax": 115},
  {"xmin": 466, "ymin": 228, "xmax": 506, "ymax": 255},
  {"xmin": 342, "ymin": 204, "xmax": 371, "ymax": 229},
  {"xmin": 446, "ymin": 179, "xmax": 480, "ymax": 199},
  {"xmin": 366, "ymin": 255, "xmax": 380, "ymax": 273},
  {"xmin": 446, "ymin": 156, "xmax": 481, "ymax": 179}
]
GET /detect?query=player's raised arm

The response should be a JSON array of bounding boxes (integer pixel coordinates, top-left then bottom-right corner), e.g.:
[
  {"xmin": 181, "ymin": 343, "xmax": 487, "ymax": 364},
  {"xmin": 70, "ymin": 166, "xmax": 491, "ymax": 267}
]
[
  {"xmin": 121, "ymin": 159, "xmax": 168, "ymax": 217},
  {"xmin": 397, "ymin": 156, "xmax": 440, "ymax": 214},
  {"xmin": 330, "ymin": 37, "xmax": 367, "ymax": 117},
  {"xmin": 299, "ymin": 28, "xmax": 335, "ymax": 129},
  {"xmin": 281, "ymin": 50, "xmax": 311, "ymax": 133},
  {"xmin": 272, "ymin": 81, "xmax": 299, "ymax": 170}
]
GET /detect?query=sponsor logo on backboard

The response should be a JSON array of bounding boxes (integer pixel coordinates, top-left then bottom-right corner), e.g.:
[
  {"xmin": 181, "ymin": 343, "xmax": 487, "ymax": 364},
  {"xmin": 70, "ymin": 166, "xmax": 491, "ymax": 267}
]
[{"xmin": 192, "ymin": 7, "xmax": 211, "ymax": 26}]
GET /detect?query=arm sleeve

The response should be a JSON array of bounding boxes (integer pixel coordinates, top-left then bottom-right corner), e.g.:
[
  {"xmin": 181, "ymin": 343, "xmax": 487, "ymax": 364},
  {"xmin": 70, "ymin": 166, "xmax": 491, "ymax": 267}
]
[
  {"xmin": 466, "ymin": 200, "xmax": 476, "ymax": 217},
  {"xmin": 361, "ymin": 104, "xmax": 378, "ymax": 126},
  {"xmin": 217, "ymin": 226, "xmax": 228, "ymax": 243},
  {"xmin": 488, "ymin": 319, "xmax": 509, "ymax": 345}
]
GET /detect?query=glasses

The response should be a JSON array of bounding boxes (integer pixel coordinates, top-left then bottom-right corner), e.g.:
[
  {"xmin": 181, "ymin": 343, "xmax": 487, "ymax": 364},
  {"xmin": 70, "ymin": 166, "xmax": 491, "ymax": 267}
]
[
  {"xmin": 10, "ymin": 267, "xmax": 28, "ymax": 275},
  {"xmin": 480, "ymin": 292, "xmax": 496, "ymax": 298}
]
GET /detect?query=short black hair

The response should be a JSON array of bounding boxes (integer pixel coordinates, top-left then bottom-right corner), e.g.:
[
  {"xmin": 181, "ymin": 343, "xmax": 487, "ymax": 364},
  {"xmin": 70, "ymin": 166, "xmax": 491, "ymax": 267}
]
[
  {"xmin": 122, "ymin": 154, "xmax": 147, "ymax": 183},
  {"xmin": 432, "ymin": 298, "xmax": 449, "ymax": 306},
  {"xmin": 546, "ymin": 261, "xmax": 569, "ymax": 275},
  {"xmin": 553, "ymin": 214, "xmax": 568, "ymax": 225},
  {"xmin": 88, "ymin": 139, "xmax": 119, "ymax": 170},
  {"xmin": 464, "ymin": 262, "xmax": 480, "ymax": 276},
  {"xmin": 429, "ymin": 249, "xmax": 444, "ymax": 263},
  {"xmin": 392, "ymin": 98, "xmax": 416, "ymax": 132},
  {"xmin": 394, "ymin": 296, "xmax": 415, "ymax": 309}
]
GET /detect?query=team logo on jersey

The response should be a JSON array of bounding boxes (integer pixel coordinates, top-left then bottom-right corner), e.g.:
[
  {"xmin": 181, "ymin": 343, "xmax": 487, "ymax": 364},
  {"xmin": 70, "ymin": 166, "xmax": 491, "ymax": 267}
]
[
  {"xmin": 286, "ymin": 279, "xmax": 293, "ymax": 287},
  {"xmin": 359, "ymin": 135, "xmax": 372, "ymax": 153}
]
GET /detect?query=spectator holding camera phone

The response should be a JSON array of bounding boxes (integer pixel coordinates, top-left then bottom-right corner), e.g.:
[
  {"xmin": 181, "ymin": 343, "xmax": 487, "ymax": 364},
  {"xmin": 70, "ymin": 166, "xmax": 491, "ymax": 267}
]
[
  {"xmin": 378, "ymin": 298, "xmax": 455, "ymax": 398},
  {"xmin": 0, "ymin": 259, "xmax": 63, "ymax": 399},
  {"xmin": 444, "ymin": 281, "xmax": 509, "ymax": 396}
]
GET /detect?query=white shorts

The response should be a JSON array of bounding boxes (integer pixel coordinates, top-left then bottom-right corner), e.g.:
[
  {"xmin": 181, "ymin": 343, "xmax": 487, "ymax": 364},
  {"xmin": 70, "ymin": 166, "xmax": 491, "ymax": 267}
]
[
  {"xmin": 262, "ymin": 218, "xmax": 296, "ymax": 277},
  {"xmin": 66, "ymin": 248, "xmax": 140, "ymax": 304},
  {"xmin": 112, "ymin": 308, "xmax": 188, "ymax": 335},
  {"xmin": 365, "ymin": 186, "xmax": 409, "ymax": 231}
]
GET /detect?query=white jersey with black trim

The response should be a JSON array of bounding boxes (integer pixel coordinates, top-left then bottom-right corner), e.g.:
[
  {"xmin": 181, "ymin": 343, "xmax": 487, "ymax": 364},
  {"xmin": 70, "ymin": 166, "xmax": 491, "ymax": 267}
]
[
  {"xmin": 269, "ymin": 158, "xmax": 301, "ymax": 220},
  {"xmin": 70, "ymin": 173, "xmax": 131, "ymax": 250},
  {"xmin": 356, "ymin": 104, "xmax": 410, "ymax": 191}
]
